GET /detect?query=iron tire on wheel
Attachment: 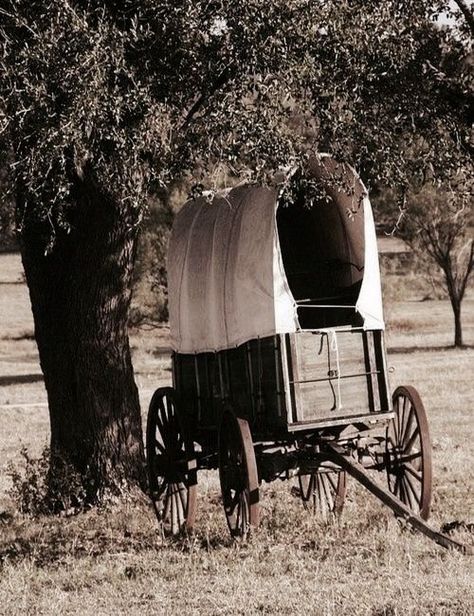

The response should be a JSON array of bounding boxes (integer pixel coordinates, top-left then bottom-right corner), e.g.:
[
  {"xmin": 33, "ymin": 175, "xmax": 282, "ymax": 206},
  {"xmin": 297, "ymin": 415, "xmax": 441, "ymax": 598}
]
[
  {"xmin": 386, "ymin": 385, "xmax": 432, "ymax": 520},
  {"xmin": 146, "ymin": 387, "xmax": 197, "ymax": 535},
  {"xmin": 219, "ymin": 411, "xmax": 260, "ymax": 538},
  {"xmin": 298, "ymin": 469, "xmax": 347, "ymax": 520}
]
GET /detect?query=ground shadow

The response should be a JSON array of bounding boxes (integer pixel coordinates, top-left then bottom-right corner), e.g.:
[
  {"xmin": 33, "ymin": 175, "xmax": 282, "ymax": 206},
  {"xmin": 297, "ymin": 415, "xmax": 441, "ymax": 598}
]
[
  {"xmin": 388, "ymin": 344, "xmax": 474, "ymax": 354},
  {"xmin": 0, "ymin": 374, "xmax": 44, "ymax": 386},
  {"xmin": 151, "ymin": 346, "xmax": 172, "ymax": 357}
]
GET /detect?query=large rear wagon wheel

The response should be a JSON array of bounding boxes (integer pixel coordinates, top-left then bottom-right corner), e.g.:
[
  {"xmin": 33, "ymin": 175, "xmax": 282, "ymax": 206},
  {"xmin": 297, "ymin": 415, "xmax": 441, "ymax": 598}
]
[
  {"xmin": 386, "ymin": 385, "xmax": 432, "ymax": 520},
  {"xmin": 298, "ymin": 469, "xmax": 347, "ymax": 521},
  {"xmin": 219, "ymin": 411, "xmax": 260, "ymax": 538},
  {"xmin": 146, "ymin": 387, "xmax": 197, "ymax": 535}
]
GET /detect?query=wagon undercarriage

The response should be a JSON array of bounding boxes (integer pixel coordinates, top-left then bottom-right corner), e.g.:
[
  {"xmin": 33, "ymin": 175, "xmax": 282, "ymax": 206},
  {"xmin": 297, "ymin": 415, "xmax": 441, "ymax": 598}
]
[{"xmin": 146, "ymin": 386, "xmax": 471, "ymax": 554}]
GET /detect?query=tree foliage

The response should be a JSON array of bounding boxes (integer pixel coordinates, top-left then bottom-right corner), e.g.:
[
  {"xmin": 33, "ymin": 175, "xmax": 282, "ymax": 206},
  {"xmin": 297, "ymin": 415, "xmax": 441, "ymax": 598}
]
[
  {"xmin": 401, "ymin": 183, "xmax": 473, "ymax": 346},
  {"xmin": 1, "ymin": 0, "xmax": 472, "ymax": 242}
]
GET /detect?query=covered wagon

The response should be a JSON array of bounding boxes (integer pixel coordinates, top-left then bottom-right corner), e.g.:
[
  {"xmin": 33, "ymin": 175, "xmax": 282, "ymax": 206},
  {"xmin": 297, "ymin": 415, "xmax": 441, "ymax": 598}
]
[{"xmin": 146, "ymin": 154, "xmax": 436, "ymax": 544}]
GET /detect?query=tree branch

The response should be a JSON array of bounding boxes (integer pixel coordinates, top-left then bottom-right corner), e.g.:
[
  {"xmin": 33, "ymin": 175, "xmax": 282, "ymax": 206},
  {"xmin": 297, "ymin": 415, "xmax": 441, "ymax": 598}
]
[
  {"xmin": 452, "ymin": 0, "xmax": 474, "ymax": 38},
  {"xmin": 459, "ymin": 238, "xmax": 474, "ymax": 301},
  {"xmin": 178, "ymin": 64, "xmax": 235, "ymax": 133}
]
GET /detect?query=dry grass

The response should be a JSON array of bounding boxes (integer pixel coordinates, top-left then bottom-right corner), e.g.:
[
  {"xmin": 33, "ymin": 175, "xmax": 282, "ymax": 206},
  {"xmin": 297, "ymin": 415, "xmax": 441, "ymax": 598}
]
[{"xmin": 1, "ymin": 253, "xmax": 473, "ymax": 616}]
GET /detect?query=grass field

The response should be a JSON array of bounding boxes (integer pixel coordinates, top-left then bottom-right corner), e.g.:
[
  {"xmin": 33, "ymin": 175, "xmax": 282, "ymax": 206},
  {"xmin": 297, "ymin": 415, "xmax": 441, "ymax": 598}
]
[{"xmin": 1, "ymin": 253, "xmax": 473, "ymax": 615}]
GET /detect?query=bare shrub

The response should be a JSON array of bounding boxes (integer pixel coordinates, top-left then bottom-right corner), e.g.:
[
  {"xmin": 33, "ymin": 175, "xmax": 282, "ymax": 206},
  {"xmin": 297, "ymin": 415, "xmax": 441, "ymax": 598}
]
[{"xmin": 7, "ymin": 447, "xmax": 88, "ymax": 516}]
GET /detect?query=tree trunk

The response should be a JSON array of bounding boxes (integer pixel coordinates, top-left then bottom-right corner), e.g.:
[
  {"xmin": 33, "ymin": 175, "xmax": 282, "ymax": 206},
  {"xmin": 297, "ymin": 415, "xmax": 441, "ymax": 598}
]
[
  {"xmin": 20, "ymin": 183, "xmax": 145, "ymax": 506},
  {"xmin": 452, "ymin": 300, "xmax": 463, "ymax": 348}
]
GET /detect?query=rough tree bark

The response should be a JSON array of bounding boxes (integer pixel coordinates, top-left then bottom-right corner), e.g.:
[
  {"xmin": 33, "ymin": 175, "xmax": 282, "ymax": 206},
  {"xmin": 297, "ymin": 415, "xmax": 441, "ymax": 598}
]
[
  {"xmin": 445, "ymin": 267, "xmax": 464, "ymax": 347},
  {"xmin": 20, "ymin": 177, "xmax": 145, "ymax": 505}
]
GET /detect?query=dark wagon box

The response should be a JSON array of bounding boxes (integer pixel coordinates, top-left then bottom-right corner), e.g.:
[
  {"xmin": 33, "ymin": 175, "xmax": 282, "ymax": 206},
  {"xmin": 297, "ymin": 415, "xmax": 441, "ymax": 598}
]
[{"xmin": 173, "ymin": 329, "xmax": 390, "ymax": 438}]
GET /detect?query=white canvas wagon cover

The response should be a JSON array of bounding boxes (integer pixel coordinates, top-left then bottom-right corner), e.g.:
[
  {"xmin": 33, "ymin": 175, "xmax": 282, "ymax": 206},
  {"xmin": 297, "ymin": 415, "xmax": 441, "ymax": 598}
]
[{"xmin": 168, "ymin": 156, "xmax": 384, "ymax": 354}]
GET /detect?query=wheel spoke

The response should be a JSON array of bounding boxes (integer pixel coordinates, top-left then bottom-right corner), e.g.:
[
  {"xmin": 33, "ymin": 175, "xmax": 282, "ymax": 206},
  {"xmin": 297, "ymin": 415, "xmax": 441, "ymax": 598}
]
[
  {"xmin": 321, "ymin": 475, "xmax": 335, "ymax": 511},
  {"xmin": 403, "ymin": 475, "xmax": 420, "ymax": 509},
  {"xmin": 399, "ymin": 450, "xmax": 422, "ymax": 466},
  {"xmin": 400, "ymin": 406, "xmax": 414, "ymax": 446},
  {"xmin": 163, "ymin": 396, "xmax": 172, "ymax": 422},
  {"xmin": 156, "ymin": 410, "xmax": 173, "ymax": 450},
  {"xmin": 395, "ymin": 396, "xmax": 403, "ymax": 440},
  {"xmin": 157, "ymin": 398, "xmax": 168, "ymax": 424},
  {"xmin": 403, "ymin": 469, "xmax": 421, "ymax": 499},
  {"xmin": 228, "ymin": 489, "xmax": 240, "ymax": 515},
  {"xmin": 318, "ymin": 480, "xmax": 328, "ymax": 518},
  {"xmin": 176, "ymin": 433, "xmax": 184, "ymax": 451},
  {"xmin": 327, "ymin": 473, "xmax": 337, "ymax": 492},
  {"xmin": 312, "ymin": 480, "xmax": 320, "ymax": 513},
  {"xmin": 403, "ymin": 426, "xmax": 420, "ymax": 453},
  {"xmin": 163, "ymin": 488, "xmax": 172, "ymax": 521},
  {"xmin": 392, "ymin": 399, "xmax": 401, "ymax": 441},
  {"xmin": 177, "ymin": 482, "xmax": 188, "ymax": 513},
  {"xmin": 154, "ymin": 439, "xmax": 166, "ymax": 455},
  {"xmin": 234, "ymin": 494, "xmax": 242, "ymax": 531},
  {"xmin": 401, "ymin": 477, "xmax": 415, "ymax": 509},
  {"xmin": 386, "ymin": 434, "xmax": 397, "ymax": 451},
  {"xmin": 393, "ymin": 473, "xmax": 401, "ymax": 498},
  {"xmin": 150, "ymin": 480, "xmax": 167, "ymax": 501},
  {"xmin": 403, "ymin": 462, "xmax": 422, "ymax": 482},
  {"xmin": 402, "ymin": 396, "xmax": 410, "ymax": 431},
  {"xmin": 399, "ymin": 476, "xmax": 409, "ymax": 506},
  {"xmin": 170, "ymin": 487, "xmax": 178, "ymax": 533},
  {"xmin": 240, "ymin": 493, "xmax": 248, "ymax": 533},
  {"xmin": 302, "ymin": 475, "xmax": 314, "ymax": 501},
  {"xmin": 155, "ymin": 408, "xmax": 165, "ymax": 434}
]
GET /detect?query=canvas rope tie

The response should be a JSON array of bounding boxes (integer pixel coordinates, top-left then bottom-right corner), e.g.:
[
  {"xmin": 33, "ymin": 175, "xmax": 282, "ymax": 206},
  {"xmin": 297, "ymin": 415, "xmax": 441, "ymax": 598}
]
[
  {"xmin": 318, "ymin": 331, "xmax": 342, "ymax": 411},
  {"xmin": 329, "ymin": 329, "xmax": 343, "ymax": 411}
]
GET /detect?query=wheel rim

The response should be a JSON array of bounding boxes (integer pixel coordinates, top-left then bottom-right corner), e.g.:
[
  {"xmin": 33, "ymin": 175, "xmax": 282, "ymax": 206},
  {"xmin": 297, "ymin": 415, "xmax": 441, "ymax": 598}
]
[
  {"xmin": 146, "ymin": 387, "xmax": 197, "ymax": 534},
  {"xmin": 386, "ymin": 385, "xmax": 432, "ymax": 520},
  {"xmin": 219, "ymin": 412, "xmax": 259, "ymax": 538},
  {"xmin": 298, "ymin": 470, "xmax": 347, "ymax": 520}
]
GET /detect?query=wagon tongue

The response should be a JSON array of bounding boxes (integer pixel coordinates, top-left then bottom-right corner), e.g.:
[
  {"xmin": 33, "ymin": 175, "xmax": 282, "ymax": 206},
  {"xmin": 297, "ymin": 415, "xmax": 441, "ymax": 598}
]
[{"xmin": 326, "ymin": 443, "xmax": 473, "ymax": 555}]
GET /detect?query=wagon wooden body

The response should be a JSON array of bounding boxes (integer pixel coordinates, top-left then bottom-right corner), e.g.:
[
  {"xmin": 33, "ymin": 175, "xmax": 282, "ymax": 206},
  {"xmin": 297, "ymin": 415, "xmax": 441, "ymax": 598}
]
[
  {"xmin": 173, "ymin": 328, "xmax": 390, "ymax": 443},
  {"xmin": 146, "ymin": 155, "xmax": 459, "ymax": 548}
]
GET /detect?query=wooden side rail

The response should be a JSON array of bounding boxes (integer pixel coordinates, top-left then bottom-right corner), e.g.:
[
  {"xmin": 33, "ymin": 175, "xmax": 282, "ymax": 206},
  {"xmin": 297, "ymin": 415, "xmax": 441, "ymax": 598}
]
[{"xmin": 290, "ymin": 370, "xmax": 380, "ymax": 385}]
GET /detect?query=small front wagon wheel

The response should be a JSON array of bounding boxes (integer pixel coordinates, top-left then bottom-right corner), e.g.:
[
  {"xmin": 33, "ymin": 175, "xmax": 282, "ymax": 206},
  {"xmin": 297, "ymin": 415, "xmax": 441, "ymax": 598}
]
[
  {"xmin": 298, "ymin": 470, "xmax": 347, "ymax": 521},
  {"xmin": 219, "ymin": 411, "xmax": 260, "ymax": 538},
  {"xmin": 386, "ymin": 385, "xmax": 432, "ymax": 520},
  {"xmin": 146, "ymin": 387, "xmax": 197, "ymax": 535}
]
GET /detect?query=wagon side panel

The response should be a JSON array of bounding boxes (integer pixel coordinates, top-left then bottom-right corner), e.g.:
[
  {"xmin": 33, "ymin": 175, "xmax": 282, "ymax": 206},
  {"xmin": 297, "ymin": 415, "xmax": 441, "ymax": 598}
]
[
  {"xmin": 173, "ymin": 335, "xmax": 288, "ymax": 436},
  {"xmin": 172, "ymin": 353, "xmax": 199, "ymax": 431},
  {"xmin": 284, "ymin": 330, "xmax": 391, "ymax": 426},
  {"xmin": 223, "ymin": 336, "xmax": 287, "ymax": 430}
]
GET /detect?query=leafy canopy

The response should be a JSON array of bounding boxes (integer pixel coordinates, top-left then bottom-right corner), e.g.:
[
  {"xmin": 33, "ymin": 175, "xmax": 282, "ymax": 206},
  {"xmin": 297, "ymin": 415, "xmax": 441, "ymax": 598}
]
[{"xmin": 1, "ymin": 0, "xmax": 473, "ymax": 247}]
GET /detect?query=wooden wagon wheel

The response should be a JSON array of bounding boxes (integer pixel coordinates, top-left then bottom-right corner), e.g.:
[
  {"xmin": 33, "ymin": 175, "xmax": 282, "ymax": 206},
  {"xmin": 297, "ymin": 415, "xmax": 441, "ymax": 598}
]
[
  {"xmin": 218, "ymin": 411, "xmax": 260, "ymax": 538},
  {"xmin": 385, "ymin": 385, "xmax": 432, "ymax": 520},
  {"xmin": 146, "ymin": 387, "xmax": 197, "ymax": 535},
  {"xmin": 298, "ymin": 469, "xmax": 347, "ymax": 520}
]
